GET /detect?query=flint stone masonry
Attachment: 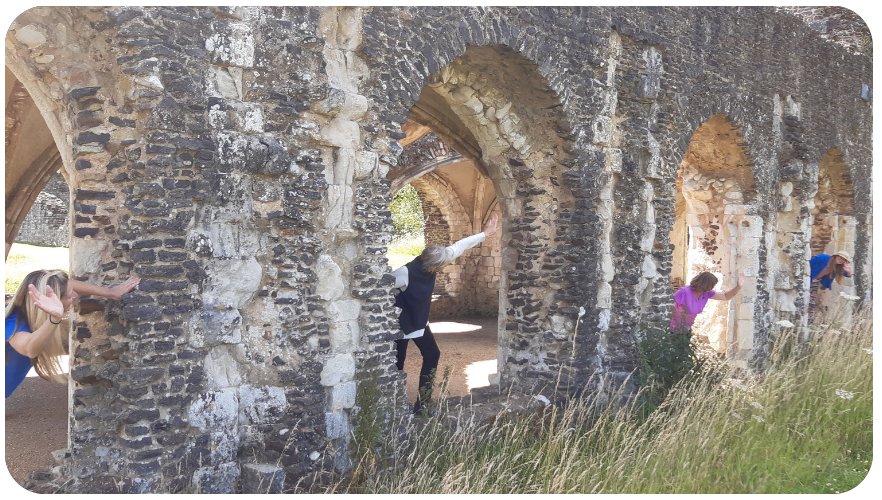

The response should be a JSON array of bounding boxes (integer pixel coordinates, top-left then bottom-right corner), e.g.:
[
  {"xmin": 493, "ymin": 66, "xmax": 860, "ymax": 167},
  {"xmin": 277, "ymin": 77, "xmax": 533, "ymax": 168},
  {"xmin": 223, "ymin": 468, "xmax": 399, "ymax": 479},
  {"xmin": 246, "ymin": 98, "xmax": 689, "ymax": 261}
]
[
  {"xmin": 4, "ymin": 6, "xmax": 871, "ymax": 493},
  {"xmin": 14, "ymin": 172, "xmax": 71, "ymax": 247}
]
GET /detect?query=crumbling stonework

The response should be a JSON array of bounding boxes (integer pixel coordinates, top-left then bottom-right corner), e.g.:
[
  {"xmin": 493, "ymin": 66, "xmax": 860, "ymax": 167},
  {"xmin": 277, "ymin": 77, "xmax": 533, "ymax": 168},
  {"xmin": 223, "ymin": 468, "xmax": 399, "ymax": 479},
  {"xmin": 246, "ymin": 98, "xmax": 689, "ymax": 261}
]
[
  {"xmin": 4, "ymin": 6, "xmax": 871, "ymax": 493},
  {"xmin": 14, "ymin": 171, "xmax": 71, "ymax": 247}
]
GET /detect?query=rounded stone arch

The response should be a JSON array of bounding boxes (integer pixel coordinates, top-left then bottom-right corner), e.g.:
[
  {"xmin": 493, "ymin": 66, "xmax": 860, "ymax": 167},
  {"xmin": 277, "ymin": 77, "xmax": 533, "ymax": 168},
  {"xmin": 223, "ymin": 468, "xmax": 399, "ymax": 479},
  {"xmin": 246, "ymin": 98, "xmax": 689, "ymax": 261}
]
[
  {"xmin": 360, "ymin": 16, "xmax": 591, "ymax": 392},
  {"xmin": 810, "ymin": 147, "xmax": 855, "ymax": 255},
  {"xmin": 5, "ymin": 64, "xmax": 69, "ymax": 258},
  {"xmin": 670, "ymin": 113, "xmax": 761, "ymax": 366}
]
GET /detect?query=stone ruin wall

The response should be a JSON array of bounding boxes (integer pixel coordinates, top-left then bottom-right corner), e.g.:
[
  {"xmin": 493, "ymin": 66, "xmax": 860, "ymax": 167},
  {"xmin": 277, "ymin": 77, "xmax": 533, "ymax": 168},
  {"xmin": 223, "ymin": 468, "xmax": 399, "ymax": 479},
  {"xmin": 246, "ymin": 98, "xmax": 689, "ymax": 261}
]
[
  {"xmin": 778, "ymin": 6, "xmax": 873, "ymax": 56},
  {"xmin": 4, "ymin": 6, "xmax": 872, "ymax": 493},
  {"xmin": 15, "ymin": 171, "xmax": 71, "ymax": 247}
]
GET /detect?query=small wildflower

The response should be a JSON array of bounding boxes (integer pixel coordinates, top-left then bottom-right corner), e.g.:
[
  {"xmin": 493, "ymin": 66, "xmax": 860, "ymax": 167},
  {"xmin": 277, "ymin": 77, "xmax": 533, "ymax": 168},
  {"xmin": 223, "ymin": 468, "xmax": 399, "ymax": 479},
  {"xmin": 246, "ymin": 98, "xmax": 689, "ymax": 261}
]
[
  {"xmin": 732, "ymin": 412, "xmax": 743, "ymax": 420},
  {"xmin": 775, "ymin": 320, "xmax": 795, "ymax": 328},
  {"xmin": 839, "ymin": 292, "xmax": 860, "ymax": 301},
  {"xmin": 752, "ymin": 415, "xmax": 764, "ymax": 423},
  {"xmin": 835, "ymin": 389, "xmax": 855, "ymax": 400},
  {"xmin": 750, "ymin": 401, "xmax": 765, "ymax": 410}
]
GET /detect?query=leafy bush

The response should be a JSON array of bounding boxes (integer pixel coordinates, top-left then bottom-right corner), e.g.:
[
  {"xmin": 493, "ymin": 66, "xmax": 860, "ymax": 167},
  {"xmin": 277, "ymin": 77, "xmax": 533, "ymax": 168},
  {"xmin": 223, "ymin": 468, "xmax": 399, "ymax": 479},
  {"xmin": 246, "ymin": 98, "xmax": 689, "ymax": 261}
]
[
  {"xmin": 635, "ymin": 321, "xmax": 704, "ymax": 412},
  {"xmin": 389, "ymin": 185, "xmax": 424, "ymax": 240}
]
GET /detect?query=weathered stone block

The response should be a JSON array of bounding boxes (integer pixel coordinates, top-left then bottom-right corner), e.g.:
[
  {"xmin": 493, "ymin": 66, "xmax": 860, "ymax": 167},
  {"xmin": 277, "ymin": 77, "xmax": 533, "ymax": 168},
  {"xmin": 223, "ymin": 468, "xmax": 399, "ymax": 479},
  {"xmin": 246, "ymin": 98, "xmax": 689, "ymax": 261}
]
[
  {"xmin": 207, "ymin": 21, "xmax": 254, "ymax": 68},
  {"xmin": 241, "ymin": 463, "xmax": 285, "ymax": 494},
  {"xmin": 238, "ymin": 385, "xmax": 286, "ymax": 425},
  {"xmin": 328, "ymin": 381, "xmax": 357, "ymax": 411},
  {"xmin": 324, "ymin": 410, "xmax": 349, "ymax": 440},
  {"xmin": 191, "ymin": 462, "xmax": 240, "ymax": 494},
  {"xmin": 189, "ymin": 310, "xmax": 243, "ymax": 347},
  {"xmin": 316, "ymin": 255, "xmax": 345, "ymax": 301},
  {"xmin": 320, "ymin": 354, "xmax": 355, "ymax": 386},
  {"xmin": 202, "ymin": 257, "xmax": 262, "ymax": 309}
]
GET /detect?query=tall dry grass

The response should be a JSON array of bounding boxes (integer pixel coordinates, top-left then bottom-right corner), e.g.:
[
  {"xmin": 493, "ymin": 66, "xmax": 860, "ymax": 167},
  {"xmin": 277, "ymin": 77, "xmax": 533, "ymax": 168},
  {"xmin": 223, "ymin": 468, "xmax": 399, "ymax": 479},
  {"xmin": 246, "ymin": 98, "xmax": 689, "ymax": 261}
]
[{"xmin": 333, "ymin": 304, "xmax": 872, "ymax": 494}]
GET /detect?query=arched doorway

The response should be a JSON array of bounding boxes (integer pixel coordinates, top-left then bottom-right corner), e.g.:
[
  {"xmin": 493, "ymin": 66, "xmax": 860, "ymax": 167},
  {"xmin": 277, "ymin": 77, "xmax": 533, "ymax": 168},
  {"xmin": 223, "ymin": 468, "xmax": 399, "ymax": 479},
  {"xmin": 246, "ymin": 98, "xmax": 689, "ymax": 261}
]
[
  {"xmin": 380, "ymin": 44, "xmax": 581, "ymax": 395},
  {"xmin": 4, "ymin": 65, "xmax": 72, "ymax": 486},
  {"xmin": 387, "ymin": 130, "xmax": 503, "ymax": 402},
  {"xmin": 671, "ymin": 114, "xmax": 759, "ymax": 367},
  {"xmin": 809, "ymin": 147, "xmax": 857, "ymax": 321}
]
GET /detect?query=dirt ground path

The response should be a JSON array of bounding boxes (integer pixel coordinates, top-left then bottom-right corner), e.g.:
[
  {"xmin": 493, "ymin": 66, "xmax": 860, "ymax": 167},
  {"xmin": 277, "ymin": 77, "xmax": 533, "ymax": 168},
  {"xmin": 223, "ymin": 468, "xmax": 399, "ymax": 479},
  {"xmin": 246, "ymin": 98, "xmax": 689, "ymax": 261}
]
[
  {"xmin": 400, "ymin": 316, "xmax": 499, "ymax": 403},
  {"xmin": 4, "ymin": 316, "xmax": 499, "ymax": 488},
  {"xmin": 4, "ymin": 375, "xmax": 68, "ymax": 488}
]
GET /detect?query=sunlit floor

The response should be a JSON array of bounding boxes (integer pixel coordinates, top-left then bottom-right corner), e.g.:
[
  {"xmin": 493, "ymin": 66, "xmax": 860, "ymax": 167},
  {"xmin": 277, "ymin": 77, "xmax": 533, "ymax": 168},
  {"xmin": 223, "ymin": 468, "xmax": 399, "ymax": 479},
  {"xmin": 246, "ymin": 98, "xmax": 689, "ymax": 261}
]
[{"xmin": 398, "ymin": 316, "xmax": 498, "ymax": 403}]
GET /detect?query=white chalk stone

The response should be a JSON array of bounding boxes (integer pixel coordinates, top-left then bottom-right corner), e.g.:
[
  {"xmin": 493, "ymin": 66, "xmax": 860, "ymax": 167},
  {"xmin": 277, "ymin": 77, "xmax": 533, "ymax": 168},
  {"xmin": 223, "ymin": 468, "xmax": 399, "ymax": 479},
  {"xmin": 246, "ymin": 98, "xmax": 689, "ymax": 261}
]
[
  {"xmin": 204, "ymin": 346, "xmax": 243, "ymax": 389},
  {"xmin": 337, "ymin": 92, "xmax": 369, "ymax": 121},
  {"xmin": 596, "ymin": 282, "xmax": 612, "ymax": 309},
  {"xmin": 328, "ymin": 381, "xmax": 357, "ymax": 410},
  {"xmin": 203, "ymin": 257, "xmax": 263, "ymax": 309},
  {"xmin": 15, "ymin": 25, "xmax": 47, "ymax": 48},
  {"xmin": 316, "ymin": 255, "xmax": 345, "ymax": 301},
  {"xmin": 189, "ymin": 388, "xmax": 239, "ymax": 433},
  {"xmin": 321, "ymin": 354, "xmax": 355, "ymax": 386},
  {"xmin": 238, "ymin": 385, "xmax": 287, "ymax": 425},
  {"xmin": 324, "ymin": 411, "xmax": 350, "ymax": 440},
  {"xmin": 354, "ymin": 150, "xmax": 379, "ymax": 180},
  {"xmin": 133, "ymin": 75, "xmax": 164, "ymax": 90},
  {"xmin": 320, "ymin": 117, "xmax": 360, "ymax": 150}
]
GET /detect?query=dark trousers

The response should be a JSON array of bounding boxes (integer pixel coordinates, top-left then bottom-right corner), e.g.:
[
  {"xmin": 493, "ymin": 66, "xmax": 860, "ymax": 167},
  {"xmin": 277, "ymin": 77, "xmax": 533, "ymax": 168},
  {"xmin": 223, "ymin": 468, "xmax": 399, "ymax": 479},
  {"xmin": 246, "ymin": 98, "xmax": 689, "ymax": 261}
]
[{"xmin": 395, "ymin": 325, "xmax": 441, "ymax": 407}]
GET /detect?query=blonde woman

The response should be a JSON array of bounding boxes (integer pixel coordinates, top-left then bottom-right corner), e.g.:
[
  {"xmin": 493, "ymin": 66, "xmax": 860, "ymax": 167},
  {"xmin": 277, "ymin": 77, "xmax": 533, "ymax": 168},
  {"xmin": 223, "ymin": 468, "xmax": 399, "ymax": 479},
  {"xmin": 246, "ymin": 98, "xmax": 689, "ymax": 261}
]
[{"xmin": 5, "ymin": 270, "xmax": 139, "ymax": 398}]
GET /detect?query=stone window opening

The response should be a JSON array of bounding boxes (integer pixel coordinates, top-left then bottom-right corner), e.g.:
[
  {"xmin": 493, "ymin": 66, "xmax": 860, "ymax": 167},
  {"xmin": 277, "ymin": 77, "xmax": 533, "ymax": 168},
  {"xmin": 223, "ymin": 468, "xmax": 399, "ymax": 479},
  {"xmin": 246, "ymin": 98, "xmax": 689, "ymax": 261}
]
[{"xmin": 671, "ymin": 114, "xmax": 760, "ymax": 369}]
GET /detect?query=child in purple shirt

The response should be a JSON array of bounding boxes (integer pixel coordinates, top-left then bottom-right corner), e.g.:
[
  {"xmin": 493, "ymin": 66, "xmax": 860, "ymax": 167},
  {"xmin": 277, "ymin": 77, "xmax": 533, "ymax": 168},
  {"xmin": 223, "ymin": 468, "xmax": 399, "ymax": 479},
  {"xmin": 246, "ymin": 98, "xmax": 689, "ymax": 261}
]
[{"xmin": 671, "ymin": 271, "xmax": 745, "ymax": 331}]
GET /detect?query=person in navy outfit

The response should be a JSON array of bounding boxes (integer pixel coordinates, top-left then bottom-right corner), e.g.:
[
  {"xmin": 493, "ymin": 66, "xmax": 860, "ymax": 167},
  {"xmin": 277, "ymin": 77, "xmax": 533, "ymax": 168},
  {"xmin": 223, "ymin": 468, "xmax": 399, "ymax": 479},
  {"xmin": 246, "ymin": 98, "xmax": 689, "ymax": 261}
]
[{"xmin": 392, "ymin": 214, "xmax": 499, "ymax": 415}]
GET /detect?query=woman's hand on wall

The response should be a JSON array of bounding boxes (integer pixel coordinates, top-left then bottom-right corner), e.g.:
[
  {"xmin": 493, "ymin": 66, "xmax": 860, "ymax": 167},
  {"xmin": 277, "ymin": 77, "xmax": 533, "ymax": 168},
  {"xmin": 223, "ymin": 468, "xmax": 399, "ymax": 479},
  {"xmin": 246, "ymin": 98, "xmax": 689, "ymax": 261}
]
[
  {"xmin": 108, "ymin": 277, "xmax": 141, "ymax": 301},
  {"xmin": 484, "ymin": 214, "xmax": 499, "ymax": 236}
]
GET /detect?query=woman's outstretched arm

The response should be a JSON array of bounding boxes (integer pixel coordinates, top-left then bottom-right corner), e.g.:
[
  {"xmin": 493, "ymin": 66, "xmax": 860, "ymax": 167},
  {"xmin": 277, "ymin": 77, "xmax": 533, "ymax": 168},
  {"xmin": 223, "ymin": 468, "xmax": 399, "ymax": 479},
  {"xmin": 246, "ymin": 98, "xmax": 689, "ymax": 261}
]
[
  {"xmin": 70, "ymin": 276, "xmax": 140, "ymax": 301},
  {"xmin": 709, "ymin": 272, "xmax": 745, "ymax": 301}
]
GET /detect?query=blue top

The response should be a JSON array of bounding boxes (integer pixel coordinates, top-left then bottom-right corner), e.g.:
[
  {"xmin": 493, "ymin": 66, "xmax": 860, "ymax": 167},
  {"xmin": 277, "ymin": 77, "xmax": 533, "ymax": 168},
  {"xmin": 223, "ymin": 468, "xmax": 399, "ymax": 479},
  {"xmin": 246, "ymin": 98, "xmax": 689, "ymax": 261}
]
[
  {"xmin": 6, "ymin": 310, "xmax": 33, "ymax": 398},
  {"xmin": 394, "ymin": 256, "xmax": 436, "ymax": 336},
  {"xmin": 810, "ymin": 254, "xmax": 851, "ymax": 290}
]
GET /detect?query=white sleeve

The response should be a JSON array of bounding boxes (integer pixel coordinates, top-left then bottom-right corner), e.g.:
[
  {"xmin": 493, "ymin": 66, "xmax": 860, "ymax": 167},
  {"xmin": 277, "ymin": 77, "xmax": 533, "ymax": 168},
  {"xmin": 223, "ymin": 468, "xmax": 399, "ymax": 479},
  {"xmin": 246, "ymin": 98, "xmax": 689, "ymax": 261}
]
[
  {"xmin": 446, "ymin": 232, "xmax": 486, "ymax": 261},
  {"xmin": 391, "ymin": 266, "xmax": 409, "ymax": 290}
]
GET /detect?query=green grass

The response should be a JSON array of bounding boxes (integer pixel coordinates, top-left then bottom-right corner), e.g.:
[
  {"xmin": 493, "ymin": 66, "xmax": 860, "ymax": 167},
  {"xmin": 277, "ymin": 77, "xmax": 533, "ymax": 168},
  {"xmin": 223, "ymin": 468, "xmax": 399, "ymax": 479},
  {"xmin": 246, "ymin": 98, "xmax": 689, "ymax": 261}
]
[
  {"xmin": 333, "ymin": 307, "xmax": 873, "ymax": 494},
  {"xmin": 4, "ymin": 243, "xmax": 69, "ymax": 293}
]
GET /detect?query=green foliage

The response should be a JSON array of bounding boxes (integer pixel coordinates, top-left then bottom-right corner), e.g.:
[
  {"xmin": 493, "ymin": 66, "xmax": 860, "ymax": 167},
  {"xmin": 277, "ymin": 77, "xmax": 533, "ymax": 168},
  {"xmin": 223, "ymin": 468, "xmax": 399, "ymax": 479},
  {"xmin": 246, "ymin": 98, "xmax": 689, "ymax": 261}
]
[
  {"xmin": 389, "ymin": 184, "xmax": 425, "ymax": 240},
  {"xmin": 352, "ymin": 374, "xmax": 388, "ymax": 462},
  {"xmin": 635, "ymin": 321, "xmax": 703, "ymax": 412}
]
